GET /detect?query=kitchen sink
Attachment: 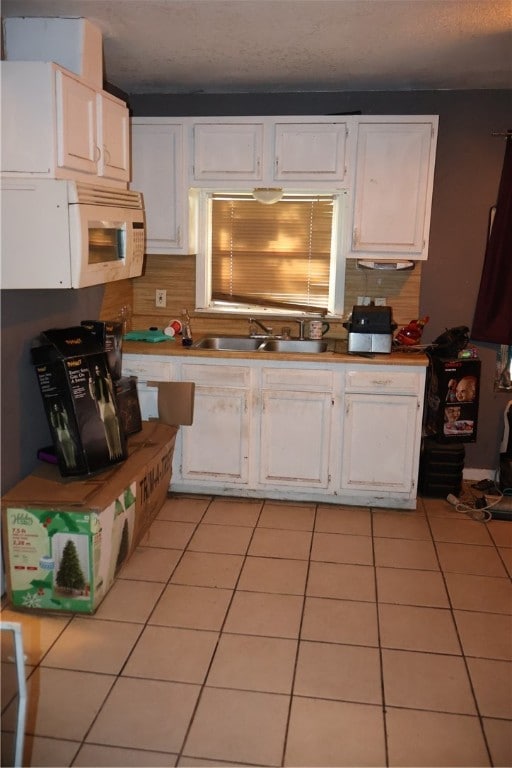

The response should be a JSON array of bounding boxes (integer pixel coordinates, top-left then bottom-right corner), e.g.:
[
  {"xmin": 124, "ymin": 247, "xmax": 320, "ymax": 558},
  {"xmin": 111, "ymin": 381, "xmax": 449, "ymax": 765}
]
[
  {"xmin": 260, "ymin": 339, "xmax": 328, "ymax": 353},
  {"xmin": 192, "ymin": 336, "xmax": 264, "ymax": 351},
  {"xmin": 193, "ymin": 336, "xmax": 329, "ymax": 354}
]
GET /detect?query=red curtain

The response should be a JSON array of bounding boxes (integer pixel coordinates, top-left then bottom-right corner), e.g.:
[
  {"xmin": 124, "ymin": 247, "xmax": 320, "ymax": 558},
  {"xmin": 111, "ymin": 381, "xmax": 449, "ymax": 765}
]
[{"xmin": 472, "ymin": 136, "xmax": 512, "ymax": 345}]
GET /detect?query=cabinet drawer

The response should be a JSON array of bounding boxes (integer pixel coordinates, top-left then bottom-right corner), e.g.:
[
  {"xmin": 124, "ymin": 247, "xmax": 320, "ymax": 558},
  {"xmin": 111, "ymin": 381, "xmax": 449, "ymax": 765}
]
[
  {"xmin": 181, "ymin": 363, "xmax": 251, "ymax": 387},
  {"xmin": 122, "ymin": 357, "xmax": 173, "ymax": 381},
  {"xmin": 262, "ymin": 367, "xmax": 333, "ymax": 391},
  {"xmin": 345, "ymin": 369, "xmax": 421, "ymax": 394}
]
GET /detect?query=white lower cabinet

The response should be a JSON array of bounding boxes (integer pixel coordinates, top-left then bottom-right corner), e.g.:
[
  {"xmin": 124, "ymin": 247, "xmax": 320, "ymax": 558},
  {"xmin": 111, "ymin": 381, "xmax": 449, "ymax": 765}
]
[
  {"xmin": 122, "ymin": 354, "xmax": 426, "ymax": 508},
  {"xmin": 341, "ymin": 392, "xmax": 419, "ymax": 493},
  {"xmin": 122, "ymin": 356, "xmax": 176, "ymax": 421},
  {"xmin": 259, "ymin": 367, "xmax": 333, "ymax": 490},
  {"xmin": 340, "ymin": 366, "xmax": 425, "ymax": 502},
  {"xmin": 180, "ymin": 363, "xmax": 252, "ymax": 486}
]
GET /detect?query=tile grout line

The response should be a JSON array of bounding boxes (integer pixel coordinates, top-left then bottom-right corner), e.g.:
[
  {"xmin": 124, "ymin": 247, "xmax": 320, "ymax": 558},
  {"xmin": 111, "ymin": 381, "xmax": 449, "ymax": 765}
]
[
  {"xmin": 175, "ymin": 495, "xmax": 268, "ymax": 767},
  {"xmin": 278, "ymin": 503, "xmax": 318, "ymax": 768},
  {"xmin": 370, "ymin": 506, "xmax": 391, "ymax": 768},
  {"xmin": 423, "ymin": 507, "xmax": 494, "ymax": 767}
]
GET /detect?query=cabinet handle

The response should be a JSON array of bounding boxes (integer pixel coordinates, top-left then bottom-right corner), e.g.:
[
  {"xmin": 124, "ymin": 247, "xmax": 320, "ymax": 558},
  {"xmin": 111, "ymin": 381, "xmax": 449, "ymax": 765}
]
[
  {"xmin": 103, "ymin": 145, "xmax": 111, "ymax": 165},
  {"xmin": 371, "ymin": 379, "xmax": 392, "ymax": 385},
  {"xmin": 177, "ymin": 225, "xmax": 182, "ymax": 247},
  {"xmin": 353, "ymin": 228, "xmax": 359, "ymax": 246},
  {"xmin": 94, "ymin": 145, "xmax": 101, "ymax": 162}
]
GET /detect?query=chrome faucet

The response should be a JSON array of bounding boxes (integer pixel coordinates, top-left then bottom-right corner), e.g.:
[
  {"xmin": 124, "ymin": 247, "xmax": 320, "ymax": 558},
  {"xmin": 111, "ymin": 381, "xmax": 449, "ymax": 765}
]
[
  {"xmin": 294, "ymin": 319, "xmax": 306, "ymax": 340},
  {"xmin": 248, "ymin": 317, "xmax": 273, "ymax": 336}
]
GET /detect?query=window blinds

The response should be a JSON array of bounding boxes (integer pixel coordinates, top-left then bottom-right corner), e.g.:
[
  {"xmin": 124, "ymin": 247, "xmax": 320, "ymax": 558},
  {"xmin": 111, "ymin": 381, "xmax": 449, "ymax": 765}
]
[{"xmin": 210, "ymin": 193, "xmax": 334, "ymax": 310}]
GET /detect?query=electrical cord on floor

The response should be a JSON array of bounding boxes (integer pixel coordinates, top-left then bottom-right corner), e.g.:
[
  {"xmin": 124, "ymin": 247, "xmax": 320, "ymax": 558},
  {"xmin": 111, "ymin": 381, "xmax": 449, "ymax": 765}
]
[{"xmin": 446, "ymin": 486, "xmax": 505, "ymax": 522}]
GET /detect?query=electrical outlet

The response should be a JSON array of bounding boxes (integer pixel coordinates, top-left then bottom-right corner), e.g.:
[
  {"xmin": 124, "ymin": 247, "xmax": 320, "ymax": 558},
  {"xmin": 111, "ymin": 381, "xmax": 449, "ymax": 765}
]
[
  {"xmin": 155, "ymin": 289, "xmax": 167, "ymax": 308},
  {"xmin": 357, "ymin": 296, "xmax": 371, "ymax": 306},
  {"xmin": 374, "ymin": 297, "xmax": 387, "ymax": 306}
]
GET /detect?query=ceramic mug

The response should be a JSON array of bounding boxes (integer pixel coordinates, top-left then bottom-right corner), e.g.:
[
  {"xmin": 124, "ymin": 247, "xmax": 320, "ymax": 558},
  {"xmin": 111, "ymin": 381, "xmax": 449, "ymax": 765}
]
[{"xmin": 308, "ymin": 320, "xmax": 330, "ymax": 339}]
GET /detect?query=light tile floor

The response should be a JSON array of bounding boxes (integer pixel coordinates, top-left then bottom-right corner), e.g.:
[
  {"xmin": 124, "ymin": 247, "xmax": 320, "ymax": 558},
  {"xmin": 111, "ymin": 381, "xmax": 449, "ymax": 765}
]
[{"xmin": 1, "ymin": 493, "xmax": 511, "ymax": 767}]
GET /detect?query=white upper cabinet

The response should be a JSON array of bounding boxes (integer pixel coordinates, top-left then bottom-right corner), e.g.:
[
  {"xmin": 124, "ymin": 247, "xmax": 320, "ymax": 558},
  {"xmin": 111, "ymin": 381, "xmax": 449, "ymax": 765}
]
[
  {"xmin": 96, "ymin": 91, "xmax": 130, "ymax": 182},
  {"xmin": 274, "ymin": 122, "xmax": 348, "ymax": 181},
  {"xmin": 55, "ymin": 68, "xmax": 97, "ymax": 175},
  {"xmin": 192, "ymin": 122, "xmax": 264, "ymax": 181},
  {"xmin": 350, "ymin": 118, "xmax": 438, "ymax": 259},
  {"xmin": 131, "ymin": 113, "xmax": 438, "ymax": 259},
  {"xmin": 1, "ymin": 61, "xmax": 129, "ymax": 187},
  {"xmin": 130, "ymin": 119, "xmax": 196, "ymax": 254},
  {"xmin": 189, "ymin": 116, "xmax": 354, "ymax": 188}
]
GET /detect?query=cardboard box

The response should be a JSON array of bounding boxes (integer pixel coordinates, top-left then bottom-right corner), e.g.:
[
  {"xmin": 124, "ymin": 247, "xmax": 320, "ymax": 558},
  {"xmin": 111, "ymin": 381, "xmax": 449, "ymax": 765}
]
[
  {"xmin": 3, "ymin": 17, "xmax": 103, "ymax": 90},
  {"xmin": 31, "ymin": 326, "xmax": 127, "ymax": 477},
  {"xmin": 147, "ymin": 381, "xmax": 195, "ymax": 426},
  {"xmin": 424, "ymin": 357, "xmax": 481, "ymax": 443},
  {"xmin": 1, "ymin": 422, "xmax": 177, "ymax": 614}
]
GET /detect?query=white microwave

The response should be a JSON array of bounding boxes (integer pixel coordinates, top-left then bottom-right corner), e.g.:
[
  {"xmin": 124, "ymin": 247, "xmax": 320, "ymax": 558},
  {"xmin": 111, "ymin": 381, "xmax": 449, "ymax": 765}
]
[{"xmin": 1, "ymin": 179, "xmax": 145, "ymax": 288}]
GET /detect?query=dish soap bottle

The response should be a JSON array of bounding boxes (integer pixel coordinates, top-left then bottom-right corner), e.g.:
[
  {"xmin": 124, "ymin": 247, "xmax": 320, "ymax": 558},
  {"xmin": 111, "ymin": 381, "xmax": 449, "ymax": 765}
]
[
  {"xmin": 181, "ymin": 308, "xmax": 193, "ymax": 347},
  {"xmin": 395, "ymin": 315, "xmax": 429, "ymax": 346}
]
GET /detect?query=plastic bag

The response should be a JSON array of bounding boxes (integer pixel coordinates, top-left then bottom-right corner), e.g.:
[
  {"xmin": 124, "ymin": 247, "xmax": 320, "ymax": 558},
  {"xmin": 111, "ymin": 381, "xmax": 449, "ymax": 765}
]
[{"xmin": 428, "ymin": 326, "xmax": 470, "ymax": 358}]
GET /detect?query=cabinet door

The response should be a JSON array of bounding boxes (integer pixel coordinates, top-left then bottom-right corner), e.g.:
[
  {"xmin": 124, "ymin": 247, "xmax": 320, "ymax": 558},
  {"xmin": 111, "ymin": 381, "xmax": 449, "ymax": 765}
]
[
  {"xmin": 260, "ymin": 389, "xmax": 332, "ymax": 489},
  {"xmin": 56, "ymin": 69, "xmax": 97, "ymax": 174},
  {"xmin": 181, "ymin": 385, "xmax": 251, "ymax": 484},
  {"xmin": 97, "ymin": 92, "xmax": 130, "ymax": 182},
  {"xmin": 274, "ymin": 122, "xmax": 347, "ymax": 181},
  {"xmin": 179, "ymin": 363, "xmax": 252, "ymax": 486},
  {"xmin": 352, "ymin": 122, "xmax": 435, "ymax": 258},
  {"xmin": 341, "ymin": 392, "xmax": 419, "ymax": 493},
  {"xmin": 193, "ymin": 123, "xmax": 264, "ymax": 181},
  {"xmin": 131, "ymin": 122, "xmax": 187, "ymax": 253}
]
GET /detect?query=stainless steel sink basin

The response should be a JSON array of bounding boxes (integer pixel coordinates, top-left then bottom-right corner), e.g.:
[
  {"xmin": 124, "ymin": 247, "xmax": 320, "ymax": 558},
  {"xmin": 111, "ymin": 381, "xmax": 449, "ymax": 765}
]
[
  {"xmin": 192, "ymin": 336, "xmax": 263, "ymax": 351},
  {"xmin": 193, "ymin": 336, "xmax": 329, "ymax": 353},
  {"xmin": 260, "ymin": 339, "xmax": 328, "ymax": 353}
]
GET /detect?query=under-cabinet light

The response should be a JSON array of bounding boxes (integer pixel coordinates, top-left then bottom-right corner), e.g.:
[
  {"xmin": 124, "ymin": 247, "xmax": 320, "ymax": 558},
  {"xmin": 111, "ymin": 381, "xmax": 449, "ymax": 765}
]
[
  {"xmin": 252, "ymin": 187, "xmax": 284, "ymax": 204},
  {"xmin": 356, "ymin": 259, "xmax": 415, "ymax": 271}
]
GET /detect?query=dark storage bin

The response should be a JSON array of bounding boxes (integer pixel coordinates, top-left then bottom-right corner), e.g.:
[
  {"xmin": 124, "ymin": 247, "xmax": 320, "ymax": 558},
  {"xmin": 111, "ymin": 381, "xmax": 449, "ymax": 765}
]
[{"xmin": 419, "ymin": 439, "xmax": 465, "ymax": 497}]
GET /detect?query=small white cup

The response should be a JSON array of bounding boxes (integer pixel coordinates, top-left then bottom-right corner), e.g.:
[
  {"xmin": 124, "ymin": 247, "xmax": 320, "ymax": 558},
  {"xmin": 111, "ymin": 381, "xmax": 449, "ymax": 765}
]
[{"xmin": 308, "ymin": 320, "xmax": 330, "ymax": 339}]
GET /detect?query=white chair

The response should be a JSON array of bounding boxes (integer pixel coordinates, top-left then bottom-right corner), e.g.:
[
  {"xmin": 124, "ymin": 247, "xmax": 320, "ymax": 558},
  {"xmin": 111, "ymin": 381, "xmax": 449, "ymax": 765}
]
[{"xmin": 1, "ymin": 621, "xmax": 27, "ymax": 767}]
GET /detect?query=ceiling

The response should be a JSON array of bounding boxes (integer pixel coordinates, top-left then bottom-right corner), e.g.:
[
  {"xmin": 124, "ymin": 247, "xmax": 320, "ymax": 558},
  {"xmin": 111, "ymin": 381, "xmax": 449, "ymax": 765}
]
[{"xmin": 2, "ymin": 0, "xmax": 512, "ymax": 94}]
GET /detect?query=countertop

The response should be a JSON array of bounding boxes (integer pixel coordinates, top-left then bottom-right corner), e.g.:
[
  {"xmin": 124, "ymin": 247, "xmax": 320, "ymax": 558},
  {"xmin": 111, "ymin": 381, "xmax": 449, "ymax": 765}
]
[{"xmin": 123, "ymin": 338, "xmax": 429, "ymax": 367}]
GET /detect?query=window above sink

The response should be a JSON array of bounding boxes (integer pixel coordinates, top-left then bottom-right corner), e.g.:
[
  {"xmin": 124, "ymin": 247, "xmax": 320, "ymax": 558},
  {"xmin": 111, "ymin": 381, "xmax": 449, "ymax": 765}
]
[{"xmin": 195, "ymin": 189, "xmax": 348, "ymax": 318}]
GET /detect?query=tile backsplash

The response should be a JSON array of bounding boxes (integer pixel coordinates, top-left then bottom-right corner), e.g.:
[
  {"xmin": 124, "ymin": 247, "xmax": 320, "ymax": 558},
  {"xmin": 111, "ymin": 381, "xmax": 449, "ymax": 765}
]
[{"xmin": 101, "ymin": 254, "xmax": 422, "ymax": 339}]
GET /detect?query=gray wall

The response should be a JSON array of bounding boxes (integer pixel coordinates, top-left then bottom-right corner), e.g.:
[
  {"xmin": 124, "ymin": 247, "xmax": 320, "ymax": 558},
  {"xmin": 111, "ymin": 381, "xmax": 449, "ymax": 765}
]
[
  {"xmin": 0, "ymin": 287, "xmax": 104, "ymax": 494},
  {"xmin": 1, "ymin": 89, "xmax": 511, "ymax": 494}
]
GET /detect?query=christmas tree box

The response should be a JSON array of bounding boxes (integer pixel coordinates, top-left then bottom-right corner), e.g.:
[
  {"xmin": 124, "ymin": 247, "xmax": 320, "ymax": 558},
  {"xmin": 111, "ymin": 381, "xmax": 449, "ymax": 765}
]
[{"xmin": 1, "ymin": 421, "xmax": 177, "ymax": 614}]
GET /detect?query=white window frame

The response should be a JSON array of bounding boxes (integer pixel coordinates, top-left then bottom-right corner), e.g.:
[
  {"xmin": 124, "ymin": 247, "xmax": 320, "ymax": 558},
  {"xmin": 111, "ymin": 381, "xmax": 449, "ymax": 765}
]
[{"xmin": 194, "ymin": 188, "xmax": 349, "ymax": 318}]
